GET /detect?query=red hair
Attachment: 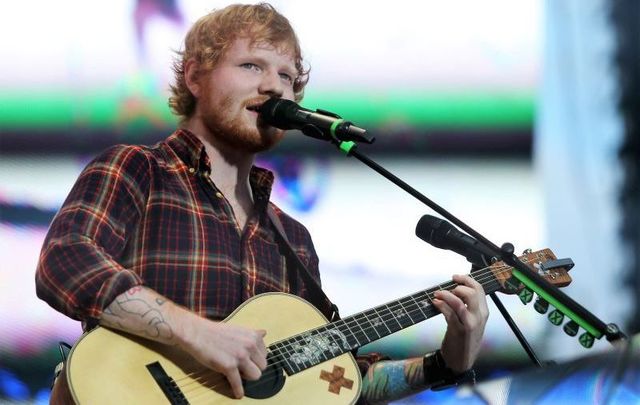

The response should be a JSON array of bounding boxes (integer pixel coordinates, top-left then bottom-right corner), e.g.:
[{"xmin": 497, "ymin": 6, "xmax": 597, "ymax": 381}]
[{"xmin": 168, "ymin": 3, "xmax": 309, "ymax": 121}]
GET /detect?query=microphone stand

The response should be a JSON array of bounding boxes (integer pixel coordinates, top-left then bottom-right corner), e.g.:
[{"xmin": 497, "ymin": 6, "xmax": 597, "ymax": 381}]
[{"xmin": 312, "ymin": 133, "xmax": 626, "ymax": 367}]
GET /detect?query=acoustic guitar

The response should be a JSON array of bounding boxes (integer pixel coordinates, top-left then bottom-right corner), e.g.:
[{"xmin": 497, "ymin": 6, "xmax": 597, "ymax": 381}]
[{"xmin": 65, "ymin": 249, "xmax": 572, "ymax": 404}]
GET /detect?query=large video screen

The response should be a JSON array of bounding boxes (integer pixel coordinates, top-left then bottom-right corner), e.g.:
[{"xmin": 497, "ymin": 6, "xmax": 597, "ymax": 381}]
[{"xmin": 2, "ymin": 0, "xmax": 539, "ymax": 134}]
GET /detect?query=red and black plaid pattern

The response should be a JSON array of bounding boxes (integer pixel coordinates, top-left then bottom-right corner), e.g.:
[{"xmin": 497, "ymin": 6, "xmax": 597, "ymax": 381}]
[{"xmin": 35, "ymin": 129, "xmax": 322, "ymax": 323}]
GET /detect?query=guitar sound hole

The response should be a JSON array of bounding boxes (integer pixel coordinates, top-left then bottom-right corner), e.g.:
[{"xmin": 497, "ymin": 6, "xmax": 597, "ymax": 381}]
[{"xmin": 243, "ymin": 363, "xmax": 286, "ymax": 399}]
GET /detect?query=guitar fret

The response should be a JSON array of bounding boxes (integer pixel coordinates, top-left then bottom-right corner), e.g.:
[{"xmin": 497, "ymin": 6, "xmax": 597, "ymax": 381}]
[
  {"xmin": 334, "ymin": 319, "xmax": 360, "ymax": 349},
  {"xmin": 382, "ymin": 303, "xmax": 404, "ymax": 331},
  {"xmin": 369, "ymin": 307, "xmax": 393, "ymax": 335},
  {"xmin": 407, "ymin": 294, "xmax": 428, "ymax": 322},
  {"xmin": 269, "ymin": 341, "xmax": 286, "ymax": 358},
  {"xmin": 392, "ymin": 299, "xmax": 414, "ymax": 328},
  {"xmin": 351, "ymin": 313, "xmax": 371, "ymax": 344},
  {"xmin": 270, "ymin": 341, "xmax": 298, "ymax": 374},
  {"xmin": 400, "ymin": 296, "xmax": 423, "ymax": 324},
  {"xmin": 360, "ymin": 310, "xmax": 383, "ymax": 340},
  {"xmin": 414, "ymin": 289, "xmax": 439, "ymax": 318}
]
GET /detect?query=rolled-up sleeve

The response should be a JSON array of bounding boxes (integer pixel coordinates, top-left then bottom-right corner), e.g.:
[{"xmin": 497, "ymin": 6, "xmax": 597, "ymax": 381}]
[{"xmin": 35, "ymin": 145, "xmax": 151, "ymax": 322}]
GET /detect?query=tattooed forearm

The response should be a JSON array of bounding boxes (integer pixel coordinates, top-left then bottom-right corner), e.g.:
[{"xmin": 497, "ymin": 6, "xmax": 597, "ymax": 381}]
[
  {"xmin": 360, "ymin": 357, "xmax": 426, "ymax": 403},
  {"xmin": 100, "ymin": 287, "xmax": 174, "ymax": 343}
]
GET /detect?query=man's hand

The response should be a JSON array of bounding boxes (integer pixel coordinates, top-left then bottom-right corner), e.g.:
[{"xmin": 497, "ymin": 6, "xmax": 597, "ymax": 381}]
[
  {"xmin": 100, "ymin": 287, "xmax": 268, "ymax": 399},
  {"xmin": 178, "ymin": 317, "xmax": 268, "ymax": 399},
  {"xmin": 432, "ymin": 274, "xmax": 489, "ymax": 373}
]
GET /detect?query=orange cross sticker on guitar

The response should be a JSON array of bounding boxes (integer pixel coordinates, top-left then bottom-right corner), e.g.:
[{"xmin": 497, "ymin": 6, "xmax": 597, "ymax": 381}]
[{"xmin": 320, "ymin": 365, "xmax": 354, "ymax": 394}]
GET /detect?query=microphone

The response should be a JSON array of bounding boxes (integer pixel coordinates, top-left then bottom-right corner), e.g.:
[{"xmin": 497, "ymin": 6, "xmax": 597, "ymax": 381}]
[
  {"xmin": 415, "ymin": 215, "xmax": 497, "ymax": 267},
  {"xmin": 259, "ymin": 98, "xmax": 375, "ymax": 144}
]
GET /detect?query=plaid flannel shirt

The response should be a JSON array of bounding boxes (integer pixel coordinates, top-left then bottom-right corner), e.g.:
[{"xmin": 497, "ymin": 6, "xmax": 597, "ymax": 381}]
[
  {"xmin": 35, "ymin": 129, "xmax": 322, "ymax": 322},
  {"xmin": 35, "ymin": 129, "xmax": 392, "ymax": 400}
]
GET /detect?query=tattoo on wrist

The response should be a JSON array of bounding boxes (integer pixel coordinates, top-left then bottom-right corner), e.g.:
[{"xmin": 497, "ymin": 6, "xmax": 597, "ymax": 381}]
[{"xmin": 361, "ymin": 358, "xmax": 426, "ymax": 402}]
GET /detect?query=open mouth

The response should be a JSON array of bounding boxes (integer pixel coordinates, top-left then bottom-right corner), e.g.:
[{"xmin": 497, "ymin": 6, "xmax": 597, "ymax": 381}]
[{"xmin": 246, "ymin": 101, "xmax": 266, "ymax": 113}]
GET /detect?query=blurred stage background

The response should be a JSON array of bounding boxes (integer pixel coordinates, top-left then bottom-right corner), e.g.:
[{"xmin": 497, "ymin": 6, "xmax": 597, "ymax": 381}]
[{"xmin": 1, "ymin": 0, "xmax": 638, "ymax": 403}]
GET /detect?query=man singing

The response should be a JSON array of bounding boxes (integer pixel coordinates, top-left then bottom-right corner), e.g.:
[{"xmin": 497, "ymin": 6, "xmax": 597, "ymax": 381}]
[{"xmin": 36, "ymin": 3, "xmax": 489, "ymax": 403}]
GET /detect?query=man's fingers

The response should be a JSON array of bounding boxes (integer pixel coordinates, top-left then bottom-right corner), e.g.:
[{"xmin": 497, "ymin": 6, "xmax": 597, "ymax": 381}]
[
  {"xmin": 249, "ymin": 349, "xmax": 268, "ymax": 372},
  {"xmin": 249, "ymin": 330, "xmax": 268, "ymax": 370},
  {"xmin": 455, "ymin": 274, "xmax": 490, "ymax": 317},
  {"xmin": 452, "ymin": 273, "xmax": 484, "ymax": 291},
  {"xmin": 433, "ymin": 297, "xmax": 463, "ymax": 328},
  {"xmin": 434, "ymin": 289, "xmax": 477, "ymax": 327},
  {"xmin": 435, "ymin": 275, "xmax": 490, "ymax": 330},
  {"xmin": 437, "ymin": 275, "xmax": 490, "ymax": 373},
  {"xmin": 450, "ymin": 285, "xmax": 480, "ymax": 311},
  {"xmin": 256, "ymin": 331, "xmax": 268, "ymax": 363},
  {"xmin": 226, "ymin": 368, "xmax": 244, "ymax": 399},
  {"xmin": 450, "ymin": 274, "xmax": 487, "ymax": 313},
  {"xmin": 240, "ymin": 359, "xmax": 263, "ymax": 381},
  {"xmin": 435, "ymin": 290, "xmax": 466, "ymax": 312}
]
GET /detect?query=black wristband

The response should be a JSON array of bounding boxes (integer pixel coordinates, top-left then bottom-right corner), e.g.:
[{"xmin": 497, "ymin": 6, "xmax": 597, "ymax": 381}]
[{"xmin": 423, "ymin": 350, "xmax": 476, "ymax": 391}]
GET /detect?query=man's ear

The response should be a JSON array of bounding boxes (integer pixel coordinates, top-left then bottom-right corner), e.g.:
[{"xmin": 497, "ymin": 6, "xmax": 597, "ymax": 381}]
[{"xmin": 184, "ymin": 59, "xmax": 202, "ymax": 98}]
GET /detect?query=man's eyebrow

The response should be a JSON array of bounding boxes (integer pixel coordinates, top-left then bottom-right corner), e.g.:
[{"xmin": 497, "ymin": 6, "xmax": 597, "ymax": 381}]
[
  {"xmin": 280, "ymin": 65, "xmax": 297, "ymax": 77},
  {"xmin": 247, "ymin": 54, "xmax": 297, "ymax": 76},
  {"xmin": 275, "ymin": 58, "xmax": 298, "ymax": 77}
]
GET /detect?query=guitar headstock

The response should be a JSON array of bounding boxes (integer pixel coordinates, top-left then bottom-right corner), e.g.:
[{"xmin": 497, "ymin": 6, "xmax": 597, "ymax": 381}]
[
  {"xmin": 485, "ymin": 249, "xmax": 601, "ymax": 349},
  {"xmin": 489, "ymin": 248, "xmax": 573, "ymax": 295}
]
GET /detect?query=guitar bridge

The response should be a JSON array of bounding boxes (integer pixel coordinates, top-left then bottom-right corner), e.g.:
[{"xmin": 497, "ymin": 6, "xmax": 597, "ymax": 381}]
[{"xmin": 146, "ymin": 361, "xmax": 189, "ymax": 405}]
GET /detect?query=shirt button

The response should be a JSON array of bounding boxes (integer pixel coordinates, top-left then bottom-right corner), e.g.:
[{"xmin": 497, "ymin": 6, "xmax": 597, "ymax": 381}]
[
  {"xmin": 188, "ymin": 167, "xmax": 195, "ymax": 174},
  {"xmin": 215, "ymin": 192, "xmax": 223, "ymax": 198}
]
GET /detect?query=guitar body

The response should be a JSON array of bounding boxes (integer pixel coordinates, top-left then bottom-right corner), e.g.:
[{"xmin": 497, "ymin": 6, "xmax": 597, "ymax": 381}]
[{"xmin": 66, "ymin": 293, "xmax": 362, "ymax": 404}]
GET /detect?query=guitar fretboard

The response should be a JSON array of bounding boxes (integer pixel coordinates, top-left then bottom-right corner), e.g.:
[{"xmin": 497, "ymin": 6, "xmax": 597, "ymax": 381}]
[{"xmin": 269, "ymin": 272, "xmax": 501, "ymax": 375}]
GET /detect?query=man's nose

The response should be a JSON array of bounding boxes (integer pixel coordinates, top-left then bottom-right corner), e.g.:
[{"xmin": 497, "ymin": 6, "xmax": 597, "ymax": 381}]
[{"xmin": 258, "ymin": 71, "xmax": 284, "ymax": 98}]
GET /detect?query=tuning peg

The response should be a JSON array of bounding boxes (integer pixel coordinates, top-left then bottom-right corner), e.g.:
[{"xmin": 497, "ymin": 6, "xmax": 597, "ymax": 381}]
[
  {"xmin": 563, "ymin": 320, "xmax": 580, "ymax": 336},
  {"xmin": 548, "ymin": 309, "xmax": 564, "ymax": 325},
  {"xmin": 534, "ymin": 296, "xmax": 549, "ymax": 314},
  {"xmin": 518, "ymin": 288, "xmax": 533, "ymax": 304},
  {"xmin": 579, "ymin": 332, "xmax": 595, "ymax": 348}
]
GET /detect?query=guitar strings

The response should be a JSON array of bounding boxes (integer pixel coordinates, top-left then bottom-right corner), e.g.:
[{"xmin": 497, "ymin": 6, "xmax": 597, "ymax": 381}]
[
  {"xmin": 175, "ymin": 261, "xmax": 518, "ymax": 396},
  {"xmin": 174, "ymin": 261, "xmax": 524, "ymax": 396},
  {"xmin": 252, "ymin": 261, "xmax": 519, "ymax": 366},
  {"xmin": 170, "ymin": 260, "xmax": 540, "ymax": 399}
]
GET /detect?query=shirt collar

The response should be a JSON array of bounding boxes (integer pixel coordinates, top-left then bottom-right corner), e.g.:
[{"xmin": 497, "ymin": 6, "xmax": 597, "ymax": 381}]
[
  {"xmin": 166, "ymin": 128, "xmax": 275, "ymax": 205},
  {"xmin": 249, "ymin": 166, "xmax": 275, "ymax": 206},
  {"xmin": 166, "ymin": 128, "xmax": 210, "ymax": 173}
]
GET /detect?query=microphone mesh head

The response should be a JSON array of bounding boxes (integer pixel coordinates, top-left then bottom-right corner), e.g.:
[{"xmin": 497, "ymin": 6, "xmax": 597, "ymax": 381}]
[
  {"xmin": 415, "ymin": 215, "xmax": 450, "ymax": 248},
  {"xmin": 259, "ymin": 97, "xmax": 297, "ymax": 129}
]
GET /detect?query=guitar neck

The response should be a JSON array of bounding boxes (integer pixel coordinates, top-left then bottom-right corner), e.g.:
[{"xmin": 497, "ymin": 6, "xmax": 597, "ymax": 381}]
[{"xmin": 270, "ymin": 271, "xmax": 501, "ymax": 375}]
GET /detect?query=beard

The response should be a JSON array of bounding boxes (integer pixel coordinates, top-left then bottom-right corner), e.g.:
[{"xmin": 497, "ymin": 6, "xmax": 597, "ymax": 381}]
[{"xmin": 200, "ymin": 94, "xmax": 285, "ymax": 154}]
